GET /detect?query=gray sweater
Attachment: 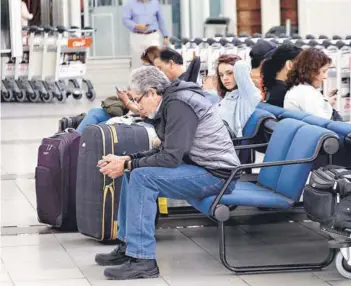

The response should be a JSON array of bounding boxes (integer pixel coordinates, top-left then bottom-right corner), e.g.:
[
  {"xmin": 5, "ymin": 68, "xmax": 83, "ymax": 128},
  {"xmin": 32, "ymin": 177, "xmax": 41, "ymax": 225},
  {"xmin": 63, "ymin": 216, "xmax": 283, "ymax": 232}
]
[{"xmin": 129, "ymin": 80, "xmax": 240, "ymax": 178}]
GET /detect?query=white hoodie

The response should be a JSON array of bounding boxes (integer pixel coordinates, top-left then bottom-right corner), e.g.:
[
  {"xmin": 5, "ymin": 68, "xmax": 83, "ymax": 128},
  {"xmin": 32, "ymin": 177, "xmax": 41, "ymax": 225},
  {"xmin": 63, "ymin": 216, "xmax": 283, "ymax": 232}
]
[{"xmin": 284, "ymin": 84, "xmax": 333, "ymax": 119}]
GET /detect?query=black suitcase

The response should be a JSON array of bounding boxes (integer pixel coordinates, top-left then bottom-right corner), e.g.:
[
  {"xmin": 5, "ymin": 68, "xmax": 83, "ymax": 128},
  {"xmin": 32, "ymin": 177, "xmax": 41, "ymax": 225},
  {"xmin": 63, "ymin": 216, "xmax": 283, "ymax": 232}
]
[
  {"xmin": 76, "ymin": 123, "xmax": 149, "ymax": 241},
  {"xmin": 35, "ymin": 129, "xmax": 81, "ymax": 231},
  {"xmin": 303, "ymin": 165, "xmax": 351, "ymax": 232}
]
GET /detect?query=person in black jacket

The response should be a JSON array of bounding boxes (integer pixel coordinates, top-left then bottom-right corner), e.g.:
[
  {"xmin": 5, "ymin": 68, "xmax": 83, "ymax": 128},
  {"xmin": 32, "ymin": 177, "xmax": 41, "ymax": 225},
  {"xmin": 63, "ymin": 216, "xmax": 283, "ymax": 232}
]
[
  {"xmin": 94, "ymin": 66, "xmax": 240, "ymax": 280},
  {"xmin": 153, "ymin": 47, "xmax": 186, "ymax": 80},
  {"xmin": 261, "ymin": 44, "xmax": 302, "ymax": 107}
]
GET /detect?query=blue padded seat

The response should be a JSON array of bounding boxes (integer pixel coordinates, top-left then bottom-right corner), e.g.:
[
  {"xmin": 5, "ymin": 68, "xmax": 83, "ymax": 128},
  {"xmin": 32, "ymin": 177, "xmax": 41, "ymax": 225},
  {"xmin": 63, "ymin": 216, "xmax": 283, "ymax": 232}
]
[
  {"xmin": 189, "ymin": 119, "xmax": 336, "ymax": 215},
  {"xmin": 257, "ymin": 102, "xmax": 285, "ymax": 117},
  {"xmin": 279, "ymin": 109, "xmax": 311, "ymax": 120},
  {"xmin": 242, "ymin": 108, "xmax": 275, "ymax": 137},
  {"xmin": 303, "ymin": 115, "xmax": 331, "ymax": 128}
]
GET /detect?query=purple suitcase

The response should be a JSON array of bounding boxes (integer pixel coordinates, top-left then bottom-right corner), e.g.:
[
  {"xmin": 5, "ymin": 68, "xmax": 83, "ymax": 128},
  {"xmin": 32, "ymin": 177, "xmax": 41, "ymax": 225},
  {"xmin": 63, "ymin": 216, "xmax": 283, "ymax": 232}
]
[{"xmin": 35, "ymin": 129, "xmax": 80, "ymax": 230}]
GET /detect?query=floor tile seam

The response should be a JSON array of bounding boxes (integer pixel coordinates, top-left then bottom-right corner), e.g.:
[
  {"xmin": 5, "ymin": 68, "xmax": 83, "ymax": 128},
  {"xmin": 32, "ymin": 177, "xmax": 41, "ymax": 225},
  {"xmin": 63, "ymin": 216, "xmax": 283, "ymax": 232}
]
[
  {"xmin": 13, "ymin": 180, "xmax": 37, "ymax": 211},
  {"xmin": 297, "ymin": 221, "xmax": 331, "ymax": 240},
  {"xmin": 1, "ymin": 174, "xmax": 35, "ymax": 180},
  {"xmin": 53, "ymin": 234, "xmax": 88, "ymax": 281}
]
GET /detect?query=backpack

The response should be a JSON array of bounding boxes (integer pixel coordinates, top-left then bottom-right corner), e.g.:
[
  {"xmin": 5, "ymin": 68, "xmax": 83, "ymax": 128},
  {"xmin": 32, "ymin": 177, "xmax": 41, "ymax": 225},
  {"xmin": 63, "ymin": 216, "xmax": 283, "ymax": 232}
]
[{"xmin": 303, "ymin": 165, "xmax": 351, "ymax": 231}]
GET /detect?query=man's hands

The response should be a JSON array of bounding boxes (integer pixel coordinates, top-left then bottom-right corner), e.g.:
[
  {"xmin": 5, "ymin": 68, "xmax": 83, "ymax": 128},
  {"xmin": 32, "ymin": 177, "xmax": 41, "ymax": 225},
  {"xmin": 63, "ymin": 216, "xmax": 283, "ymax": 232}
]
[
  {"xmin": 98, "ymin": 154, "xmax": 131, "ymax": 179},
  {"xmin": 116, "ymin": 90, "xmax": 129, "ymax": 105},
  {"xmin": 135, "ymin": 24, "xmax": 148, "ymax": 31}
]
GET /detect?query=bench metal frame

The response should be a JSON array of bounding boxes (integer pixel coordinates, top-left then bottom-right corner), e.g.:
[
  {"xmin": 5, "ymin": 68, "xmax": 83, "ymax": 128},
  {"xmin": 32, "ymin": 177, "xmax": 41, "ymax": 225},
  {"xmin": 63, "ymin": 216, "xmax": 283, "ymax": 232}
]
[{"xmin": 209, "ymin": 134, "xmax": 339, "ymax": 274}]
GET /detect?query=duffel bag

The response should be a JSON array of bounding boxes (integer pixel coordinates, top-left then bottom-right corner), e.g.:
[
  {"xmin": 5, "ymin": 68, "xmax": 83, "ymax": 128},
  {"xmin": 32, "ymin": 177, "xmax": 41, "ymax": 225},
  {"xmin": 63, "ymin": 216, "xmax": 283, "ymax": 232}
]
[{"xmin": 303, "ymin": 165, "xmax": 351, "ymax": 231}]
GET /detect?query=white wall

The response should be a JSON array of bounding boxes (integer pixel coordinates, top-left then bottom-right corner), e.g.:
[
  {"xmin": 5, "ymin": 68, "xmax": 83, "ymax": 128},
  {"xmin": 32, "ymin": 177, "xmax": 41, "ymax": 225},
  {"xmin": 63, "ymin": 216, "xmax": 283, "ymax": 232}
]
[
  {"xmin": 222, "ymin": 0, "xmax": 237, "ymax": 35},
  {"xmin": 189, "ymin": 0, "xmax": 210, "ymax": 38},
  {"xmin": 298, "ymin": 0, "xmax": 351, "ymax": 38},
  {"xmin": 261, "ymin": 0, "xmax": 280, "ymax": 34}
]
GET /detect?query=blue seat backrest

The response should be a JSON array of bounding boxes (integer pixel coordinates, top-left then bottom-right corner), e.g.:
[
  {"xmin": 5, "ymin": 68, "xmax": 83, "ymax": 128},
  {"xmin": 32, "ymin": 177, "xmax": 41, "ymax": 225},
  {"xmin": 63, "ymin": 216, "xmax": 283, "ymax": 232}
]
[
  {"xmin": 242, "ymin": 108, "xmax": 275, "ymax": 137},
  {"xmin": 257, "ymin": 102, "xmax": 285, "ymax": 117},
  {"xmin": 258, "ymin": 119, "xmax": 336, "ymax": 201},
  {"xmin": 303, "ymin": 115, "xmax": 331, "ymax": 128},
  {"xmin": 279, "ymin": 109, "xmax": 311, "ymax": 120},
  {"xmin": 327, "ymin": 121, "xmax": 351, "ymax": 145}
]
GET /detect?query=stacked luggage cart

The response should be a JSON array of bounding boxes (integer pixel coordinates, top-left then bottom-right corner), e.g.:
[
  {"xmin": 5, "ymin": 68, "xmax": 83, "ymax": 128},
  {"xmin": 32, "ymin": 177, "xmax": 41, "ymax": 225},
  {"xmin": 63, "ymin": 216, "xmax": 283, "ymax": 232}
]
[
  {"xmin": 170, "ymin": 33, "xmax": 351, "ymax": 122},
  {"xmin": 1, "ymin": 25, "xmax": 96, "ymax": 103}
]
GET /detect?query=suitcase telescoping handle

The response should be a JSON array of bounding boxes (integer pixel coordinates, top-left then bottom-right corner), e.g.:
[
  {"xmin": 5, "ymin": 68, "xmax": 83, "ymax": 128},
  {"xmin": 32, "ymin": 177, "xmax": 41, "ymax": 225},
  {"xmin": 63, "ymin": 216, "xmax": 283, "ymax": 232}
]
[{"xmin": 51, "ymin": 128, "xmax": 76, "ymax": 138}]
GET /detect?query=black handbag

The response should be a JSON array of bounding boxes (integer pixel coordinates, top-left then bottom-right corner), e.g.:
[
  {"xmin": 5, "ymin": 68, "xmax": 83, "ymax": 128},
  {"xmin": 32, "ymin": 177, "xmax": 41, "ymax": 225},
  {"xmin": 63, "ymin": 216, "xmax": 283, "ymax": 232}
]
[{"xmin": 303, "ymin": 165, "xmax": 351, "ymax": 231}]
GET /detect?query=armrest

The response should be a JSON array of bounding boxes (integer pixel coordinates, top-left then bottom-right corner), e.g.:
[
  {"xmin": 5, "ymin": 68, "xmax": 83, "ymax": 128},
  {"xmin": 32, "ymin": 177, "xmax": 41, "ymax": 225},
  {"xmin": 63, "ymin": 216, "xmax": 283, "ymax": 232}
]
[
  {"xmin": 234, "ymin": 143, "xmax": 268, "ymax": 150},
  {"xmin": 210, "ymin": 155, "xmax": 317, "ymax": 218}
]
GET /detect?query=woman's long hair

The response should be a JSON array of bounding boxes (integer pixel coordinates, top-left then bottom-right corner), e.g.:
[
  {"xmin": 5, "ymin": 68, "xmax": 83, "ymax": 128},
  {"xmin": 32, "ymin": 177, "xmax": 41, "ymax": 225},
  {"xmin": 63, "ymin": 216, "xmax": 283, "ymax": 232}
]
[
  {"xmin": 216, "ymin": 54, "xmax": 241, "ymax": 98},
  {"xmin": 261, "ymin": 45, "xmax": 302, "ymax": 93},
  {"xmin": 286, "ymin": 48, "xmax": 331, "ymax": 90}
]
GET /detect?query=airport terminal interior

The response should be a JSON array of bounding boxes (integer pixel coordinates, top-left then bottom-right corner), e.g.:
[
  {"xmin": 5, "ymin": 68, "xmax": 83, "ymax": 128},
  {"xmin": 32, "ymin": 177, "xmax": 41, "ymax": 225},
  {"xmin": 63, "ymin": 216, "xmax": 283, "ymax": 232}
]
[{"xmin": 2, "ymin": 0, "xmax": 351, "ymax": 285}]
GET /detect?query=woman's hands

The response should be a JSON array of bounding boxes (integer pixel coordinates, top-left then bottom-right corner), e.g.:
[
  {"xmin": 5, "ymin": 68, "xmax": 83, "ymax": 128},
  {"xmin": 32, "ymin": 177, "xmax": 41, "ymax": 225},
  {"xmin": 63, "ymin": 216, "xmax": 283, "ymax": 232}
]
[{"xmin": 327, "ymin": 89, "xmax": 338, "ymax": 106}]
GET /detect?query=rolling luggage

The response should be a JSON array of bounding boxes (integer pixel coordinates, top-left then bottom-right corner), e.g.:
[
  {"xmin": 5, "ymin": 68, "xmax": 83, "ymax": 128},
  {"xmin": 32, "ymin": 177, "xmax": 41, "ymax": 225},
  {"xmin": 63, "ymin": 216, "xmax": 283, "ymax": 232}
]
[
  {"xmin": 303, "ymin": 165, "xmax": 351, "ymax": 232},
  {"xmin": 76, "ymin": 123, "xmax": 149, "ymax": 241},
  {"xmin": 35, "ymin": 129, "xmax": 80, "ymax": 230}
]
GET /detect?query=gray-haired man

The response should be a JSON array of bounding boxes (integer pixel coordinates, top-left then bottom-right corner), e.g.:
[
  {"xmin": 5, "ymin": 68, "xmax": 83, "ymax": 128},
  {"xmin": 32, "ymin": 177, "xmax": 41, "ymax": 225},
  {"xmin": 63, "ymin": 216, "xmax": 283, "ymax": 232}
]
[{"xmin": 95, "ymin": 66, "xmax": 240, "ymax": 280}]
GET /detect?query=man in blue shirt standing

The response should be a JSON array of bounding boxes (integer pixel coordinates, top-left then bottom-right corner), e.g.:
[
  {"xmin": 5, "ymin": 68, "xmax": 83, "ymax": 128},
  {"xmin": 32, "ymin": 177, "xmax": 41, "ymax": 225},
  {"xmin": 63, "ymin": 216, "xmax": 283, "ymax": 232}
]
[{"xmin": 123, "ymin": 0, "xmax": 169, "ymax": 69}]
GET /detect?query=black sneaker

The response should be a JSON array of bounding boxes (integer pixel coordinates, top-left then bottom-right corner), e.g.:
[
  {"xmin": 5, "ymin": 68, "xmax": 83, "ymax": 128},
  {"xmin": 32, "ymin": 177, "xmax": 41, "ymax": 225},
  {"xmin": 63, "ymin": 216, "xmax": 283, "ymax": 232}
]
[
  {"xmin": 95, "ymin": 242, "xmax": 128, "ymax": 266},
  {"xmin": 104, "ymin": 258, "xmax": 159, "ymax": 280}
]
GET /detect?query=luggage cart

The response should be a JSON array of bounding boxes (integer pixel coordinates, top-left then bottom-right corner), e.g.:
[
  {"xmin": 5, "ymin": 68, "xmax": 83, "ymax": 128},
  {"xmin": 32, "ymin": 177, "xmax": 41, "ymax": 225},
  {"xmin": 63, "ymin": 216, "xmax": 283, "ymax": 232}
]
[
  {"xmin": 323, "ymin": 227, "xmax": 351, "ymax": 279},
  {"xmin": 26, "ymin": 25, "xmax": 53, "ymax": 102},
  {"xmin": 15, "ymin": 28, "xmax": 39, "ymax": 103},
  {"xmin": 55, "ymin": 26, "xmax": 96, "ymax": 101},
  {"xmin": 0, "ymin": 52, "xmax": 24, "ymax": 102}
]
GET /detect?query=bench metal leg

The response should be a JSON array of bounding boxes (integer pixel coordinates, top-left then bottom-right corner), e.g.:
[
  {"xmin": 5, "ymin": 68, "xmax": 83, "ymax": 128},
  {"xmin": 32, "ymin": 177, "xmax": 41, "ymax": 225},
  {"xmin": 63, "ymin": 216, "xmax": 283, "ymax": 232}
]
[{"xmin": 218, "ymin": 221, "xmax": 336, "ymax": 274}]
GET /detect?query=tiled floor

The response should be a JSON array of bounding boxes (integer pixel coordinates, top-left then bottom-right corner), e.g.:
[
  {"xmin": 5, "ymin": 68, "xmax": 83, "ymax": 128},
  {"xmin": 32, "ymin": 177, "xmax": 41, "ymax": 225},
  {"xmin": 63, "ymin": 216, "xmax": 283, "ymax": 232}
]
[{"xmin": 1, "ymin": 61, "xmax": 350, "ymax": 285}]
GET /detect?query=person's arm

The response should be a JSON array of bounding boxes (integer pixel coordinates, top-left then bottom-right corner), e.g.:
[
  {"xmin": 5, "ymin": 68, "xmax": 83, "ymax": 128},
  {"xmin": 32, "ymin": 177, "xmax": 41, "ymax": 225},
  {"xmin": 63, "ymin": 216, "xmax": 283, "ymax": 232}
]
[
  {"xmin": 156, "ymin": 4, "xmax": 168, "ymax": 38},
  {"xmin": 130, "ymin": 100, "xmax": 199, "ymax": 169},
  {"xmin": 302, "ymin": 90, "xmax": 333, "ymax": 119},
  {"xmin": 128, "ymin": 148, "xmax": 160, "ymax": 160},
  {"xmin": 122, "ymin": 2, "xmax": 136, "ymax": 31},
  {"xmin": 234, "ymin": 60, "xmax": 262, "ymax": 107},
  {"xmin": 21, "ymin": 2, "xmax": 33, "ymax": 20}
]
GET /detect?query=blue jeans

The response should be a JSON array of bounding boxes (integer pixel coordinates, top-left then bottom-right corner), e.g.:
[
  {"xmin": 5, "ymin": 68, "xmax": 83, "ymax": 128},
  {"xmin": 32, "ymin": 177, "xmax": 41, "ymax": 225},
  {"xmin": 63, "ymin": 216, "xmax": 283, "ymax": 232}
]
[
  {"xmin": 117, "ymin": 164, "xmax": 234, "ymax": 259},
  {"xmin": 76, "ymin": 108, "xmax": 111, "ymax": 133}
]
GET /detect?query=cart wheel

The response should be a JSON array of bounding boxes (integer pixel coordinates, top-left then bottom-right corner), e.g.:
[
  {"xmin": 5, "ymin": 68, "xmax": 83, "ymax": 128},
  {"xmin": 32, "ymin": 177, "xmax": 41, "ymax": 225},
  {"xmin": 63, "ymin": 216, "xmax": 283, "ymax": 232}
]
[
  {"xmin": 2, "ymin": 90, "xmax": 14, "ymax": 102},
  {"xmin": 28, "ymin": 90, "xmax": 40, "ymax": 102},
  {"xmin": 40, "ymin": 90, "xmax": 54, "ymax": 103},
  {"xmin": 86, "ymin": 89, "xmax": 96, "ymax": 101},
  {"xmin": 15, "ymin": 90, "xmax": 27, "ymax": 102},
  {"xmin": 56, "ymin": 91, "xmax": 67, "ymax": 103},
  {"xmin": 72, "ymin": 92, "xmax": 83, "ymax": 100},
  {"xmin": 335, "ymin": 251, "xmax": 351, "ymax": 279}
]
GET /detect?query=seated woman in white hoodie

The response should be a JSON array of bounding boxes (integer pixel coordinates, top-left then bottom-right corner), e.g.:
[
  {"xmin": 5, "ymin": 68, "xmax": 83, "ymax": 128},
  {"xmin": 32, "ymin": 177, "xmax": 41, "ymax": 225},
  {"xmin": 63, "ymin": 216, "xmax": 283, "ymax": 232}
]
[{"xmin": 284, "ymin": 48, "xmax": 338, "ymax": 120}]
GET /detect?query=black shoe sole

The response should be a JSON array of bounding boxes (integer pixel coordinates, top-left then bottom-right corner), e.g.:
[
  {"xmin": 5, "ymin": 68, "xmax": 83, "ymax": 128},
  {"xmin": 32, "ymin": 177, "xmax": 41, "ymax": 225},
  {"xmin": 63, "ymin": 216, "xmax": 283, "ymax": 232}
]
[{"xmin": 104, "ymin": 267, "xmax": 160, "ymax": 280}]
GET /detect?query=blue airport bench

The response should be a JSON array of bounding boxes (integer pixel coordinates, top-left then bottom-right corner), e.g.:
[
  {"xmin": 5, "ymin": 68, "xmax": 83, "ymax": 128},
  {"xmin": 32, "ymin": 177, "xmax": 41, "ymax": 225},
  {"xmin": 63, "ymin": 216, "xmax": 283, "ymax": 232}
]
[{"xmin": 188, "ymin": 118, "xmax": 339, "ymax": 274}]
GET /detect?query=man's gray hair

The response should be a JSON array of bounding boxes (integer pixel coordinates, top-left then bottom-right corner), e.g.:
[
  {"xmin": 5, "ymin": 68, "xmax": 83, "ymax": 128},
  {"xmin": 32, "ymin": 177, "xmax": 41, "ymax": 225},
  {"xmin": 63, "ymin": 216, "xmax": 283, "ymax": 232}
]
[{"xmin": 129, "ymin": 66, "xmax": 171, "ymax": 95}]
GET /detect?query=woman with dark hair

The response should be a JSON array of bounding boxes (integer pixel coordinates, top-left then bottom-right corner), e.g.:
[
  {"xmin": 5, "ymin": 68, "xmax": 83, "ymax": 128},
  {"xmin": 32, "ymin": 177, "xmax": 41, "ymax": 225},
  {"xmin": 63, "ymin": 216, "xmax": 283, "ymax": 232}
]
[
  {"xmin": 261, "ymin": 45, "xmax": 302, "ymax": 107},
  {"xmin": 140, "ymin": 46, "xmax": 160, "ymax": 66},
  {"xmin": 284, "ymin": 48, "xmax": 337, "ymax": 119},
  {"xmin": 215, "ymin": 54, "xmax": 261, "ymax": 137}
]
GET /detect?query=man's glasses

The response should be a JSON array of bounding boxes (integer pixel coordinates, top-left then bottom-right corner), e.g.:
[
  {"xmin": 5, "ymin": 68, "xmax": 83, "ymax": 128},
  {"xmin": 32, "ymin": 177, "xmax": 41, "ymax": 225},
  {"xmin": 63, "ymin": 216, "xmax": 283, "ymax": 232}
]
[{"xmin": 132, "ymin": 87, "xmax": 157, "ymax": 103}]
